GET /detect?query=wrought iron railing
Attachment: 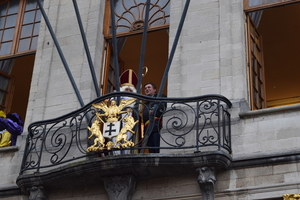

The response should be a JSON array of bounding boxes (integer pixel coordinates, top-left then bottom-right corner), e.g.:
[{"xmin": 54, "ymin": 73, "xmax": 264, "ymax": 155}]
[{"xmin": 20, "ymin": 92, "xmax": 232, "ymax": 175}]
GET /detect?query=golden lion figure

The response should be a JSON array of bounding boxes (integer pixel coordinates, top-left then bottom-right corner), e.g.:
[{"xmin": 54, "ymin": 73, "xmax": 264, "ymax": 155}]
[
  {"xmin": 284, "ymin": 194, "xmax": 300, "ymax": 200},
  {"xmin": 115, "ymin": 115, "xmax": 139, "ymax": 149},
  {"xmin": 86, "ymin": 119, "xmax": 105, "ymax": 152}
]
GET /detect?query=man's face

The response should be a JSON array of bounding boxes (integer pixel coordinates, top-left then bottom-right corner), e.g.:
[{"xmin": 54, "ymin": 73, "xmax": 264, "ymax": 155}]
[
  {"xmin": 144, "ymin": 84, "xmax": 156, "ymax": 96},
  {"xmin": 125, "ymin": 87, "xmax": 133, "ymax": 92}
]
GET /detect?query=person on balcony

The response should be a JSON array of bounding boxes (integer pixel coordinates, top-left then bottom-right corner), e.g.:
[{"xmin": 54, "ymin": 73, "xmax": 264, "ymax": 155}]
[
  {"xmin": 0, "ymin": 110, "xmax": 23, "ymax": 147},
  {"xmin": 110, "ymin": 69, "xmax": 138, "ymax": 154},
  {"xmin": 142, "ymin": 83, "xmax": 166, "ymax": 153}
]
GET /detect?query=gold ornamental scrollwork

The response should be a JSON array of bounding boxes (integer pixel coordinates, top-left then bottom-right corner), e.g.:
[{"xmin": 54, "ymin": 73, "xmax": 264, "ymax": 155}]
[
  {"xmin": 87, "ymin": 98, "xmax": 138, "ymax": 153},
  {"xmin": 283, "ymin": 194, "xmax": 300, "ymax": 200}
]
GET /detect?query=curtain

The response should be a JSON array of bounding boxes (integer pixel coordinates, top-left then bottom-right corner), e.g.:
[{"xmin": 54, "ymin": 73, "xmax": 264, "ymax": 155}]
[
  {"xmin": 249, "ymin": 11, "xmax": 263, "ymax": 27},
  {"xmin": 0, "ymin": 59, "xmax": 14, "ymax": 74},
  {"xmin": 249, "ymin": 0, "xmax": 263, "ymax": 27},
  {"xmin": 0, "ymin": 59, "xmax": 14, "ymax": 109},
  {"xmin": 117, "ymin": 37, "xmax": 127, "ymax": 53}
]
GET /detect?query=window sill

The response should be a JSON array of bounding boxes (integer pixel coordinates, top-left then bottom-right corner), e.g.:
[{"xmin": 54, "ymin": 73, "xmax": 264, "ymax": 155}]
[
  {"xmin": 0, "ymin": 146, "xmax": 19, "ymax": 153},
  {"xmin": 239, "ymin": 103, "xmax": 300, "ymax": 118}
]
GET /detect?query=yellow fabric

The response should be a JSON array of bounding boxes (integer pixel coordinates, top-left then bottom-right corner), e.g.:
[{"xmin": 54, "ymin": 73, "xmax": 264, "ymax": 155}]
[
  {"xmin": 0, "ymin": 130, "xmax": 11, "ymax": 147},
  {"xmin": 144, "ymin": 117, "xmax": 161, "ymax": 127},
  {"xmin": 0, "ymin": 110, "xmax": 6, "ymax": 118}
]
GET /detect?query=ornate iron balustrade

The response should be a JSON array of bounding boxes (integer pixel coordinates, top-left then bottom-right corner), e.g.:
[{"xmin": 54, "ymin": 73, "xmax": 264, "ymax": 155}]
[{"xmin": 20, "ymin": 92, "xmax": 232, "ymax": 175}]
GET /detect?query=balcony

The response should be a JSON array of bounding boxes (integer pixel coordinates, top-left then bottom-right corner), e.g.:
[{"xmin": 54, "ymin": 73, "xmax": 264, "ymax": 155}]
[{"xmin": 16, "ymin": 92, "xmax": 232, "ymax": 199}]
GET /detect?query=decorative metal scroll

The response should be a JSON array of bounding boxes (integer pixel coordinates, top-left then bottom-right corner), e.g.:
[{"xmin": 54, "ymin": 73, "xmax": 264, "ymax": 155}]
[
  {"xmin": 20, "ymin": 92, "xmax": 232, "ymax": 174},
  {"xmin": 112, "ymin": 0, "xmax": 170, "ymax": 33}
]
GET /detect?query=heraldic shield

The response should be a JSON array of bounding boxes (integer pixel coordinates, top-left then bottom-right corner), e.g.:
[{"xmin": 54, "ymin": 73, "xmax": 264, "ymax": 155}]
[{"xmin": 86, "ymin": 98, "xmax": 138, "ymax": 152}]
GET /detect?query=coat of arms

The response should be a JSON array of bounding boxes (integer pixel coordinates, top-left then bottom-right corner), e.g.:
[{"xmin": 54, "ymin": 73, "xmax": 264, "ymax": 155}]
[{"xmin": 86, "ymin": 98, "xmax": 138, "ymax": 152}]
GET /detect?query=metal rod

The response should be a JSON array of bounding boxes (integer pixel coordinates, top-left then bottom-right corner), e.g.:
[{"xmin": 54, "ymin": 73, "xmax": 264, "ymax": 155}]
[
  {"xmin": 72, "ymin": 0, "xmax": 100, "ymax": 97},
  {"xmin": 136, "ymin": 0, "xmax": 151, "ymax": 94},
  {"xmin": 110, "ymin": 0, "xmax": 120, "ymax": 92},
  {"xmin": 36, "ymin": 0, "xmax": 85, "ymax": 107},
  {"xmin": 135, "ymin": 0, "xmax": 151, "ymax": 153},
  {"xmin": 157, "ymin": 0, "xmax": 191, "ymax": 97}
]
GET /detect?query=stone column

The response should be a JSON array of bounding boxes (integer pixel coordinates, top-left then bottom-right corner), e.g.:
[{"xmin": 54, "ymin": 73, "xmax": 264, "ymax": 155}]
[
  {"xmin": 28, "ymin": 186, "xmax": 48, "ymax": 200},
  {"xmin": 103, "ymin": 174, "xmax": 136, "ymax": 200},
  {"xmin": 196, "ymin": 166, "xmax": 216, "ymax": 200}
]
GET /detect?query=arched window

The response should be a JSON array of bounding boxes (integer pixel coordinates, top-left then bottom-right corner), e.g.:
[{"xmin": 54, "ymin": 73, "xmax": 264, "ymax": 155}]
[{"xmin": 102, "ymin": 0, "xmax": 170, "ymax": 94}]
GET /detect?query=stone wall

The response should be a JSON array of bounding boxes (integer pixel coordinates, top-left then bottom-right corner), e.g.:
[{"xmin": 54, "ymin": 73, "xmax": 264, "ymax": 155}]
[
  {"xmin": 168, "ymin": 0, "xmax": 247, "ymax": 101},
  {"xmin": 217, "ymin": 162, "xmax": 300, "ymax": 199},
  {"xmin": 25, "ymin": 0, "xmax": 105, "ymax": 128}
]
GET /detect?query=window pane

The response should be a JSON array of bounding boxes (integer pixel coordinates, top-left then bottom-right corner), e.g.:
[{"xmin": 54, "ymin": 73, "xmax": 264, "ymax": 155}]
[
  {"xmin": 23, "ymin": 11, "xmax": 35, "ymax": 24},
  {"xmin": 0, "ymin": 2, "xmax": 8, "ymax": 16},
  {"xmin": 0, "ymin": 17, "xmax": 5, "ymax": 29},
  {"xmin": 247, "ymin": 0, "xmax": 292, "ymax": 7},
  {"xmin": 26, "ymin": 0, "xmax": 44, "ymax": 11},
  {"xmin": 113, "ymin": 0, "xmax": 170, "ymax": 34},
  {"xmin": 20, "ymin": 24, "xmax": 33, "ymax": 38},
  {"xmin": 7, "ymin": 0, "xmax": 20, "ymax": 15},
  {"xmin": 0, "ymin": 74, "xmax": 9, "ymax": 90},
  {"xmin": 3, "ymin": 28, "xmax": 14, "ymax": 41},
  {"xmin": 0, "ymin": 42, "xmax": 12, "ymax": 55},
  {"xmin": 249, "ymin": 0, "xmax": 262, "ymax": 6},
  {"xmin": 33, "ymin": 23, "xmax": 40, "ymax": 35},
  {"xmin": 5, "ymin": 14, "xmax": 17, "ymax": 28},
  {"xmin": 18, "ymin": 38, "xmax": 30, "ymax": 52},
  {"xmin": 25, "ymin": 0, "xmax": 37, "ymax": 10},
  {"xmin": 35, "ymin": 10, "xmax": 41, "ymax": 22},
  {"xmin": 30, "ymin": 36, "xmax": 38, "ymax": 50}
]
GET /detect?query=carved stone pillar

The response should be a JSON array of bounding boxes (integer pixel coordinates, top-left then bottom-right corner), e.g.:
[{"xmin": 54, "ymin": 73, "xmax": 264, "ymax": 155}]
[
  {"xmin": 103, "ymin": 174, "xmax": 136, "ymax": 200},
  {"xmin": 28, "ymin": 186, "xmax": 48, "ymax": 200},
  {"xmin": 196, "ymin": 166, "xmax": 216, "ymax": 200}
]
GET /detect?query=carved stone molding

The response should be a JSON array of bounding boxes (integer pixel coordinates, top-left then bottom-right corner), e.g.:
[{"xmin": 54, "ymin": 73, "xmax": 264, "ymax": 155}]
[
  {"xmin": 103, "ymin": 174, "xmax": 136, "ymax": 200},
  {"xmin": 28, "ymin": 186, "xmax": 48, "ymax": 200},
  {"xmin": 197, "ymin": 166, "xmax": 216, "ymax": 200}
]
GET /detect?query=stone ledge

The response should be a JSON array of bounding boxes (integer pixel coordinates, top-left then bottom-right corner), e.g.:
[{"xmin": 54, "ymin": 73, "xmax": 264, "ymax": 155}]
[
  {"xmin": 230, "ymin": 149, "xmax": 300, "ymax": 169},
  {"xmin": 239, "ymin": 104, "xmax": 300, "ymax": 118},
  {"xmin": 0, "ymin": 184, "xmax": 22, "ymax": 198},
  {"xmin": 0, "ymin": 146, "xmax": 19, "ymax": 153},
  {"xmin": 16, "ymin": 151, "xmax": 232, "ymax": 194}
]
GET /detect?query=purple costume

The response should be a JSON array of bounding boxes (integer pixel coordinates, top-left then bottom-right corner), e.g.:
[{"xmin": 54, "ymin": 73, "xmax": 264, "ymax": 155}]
[{"xmin": 0, "ymin": 113, "xmax": 23, "ymax": 146}]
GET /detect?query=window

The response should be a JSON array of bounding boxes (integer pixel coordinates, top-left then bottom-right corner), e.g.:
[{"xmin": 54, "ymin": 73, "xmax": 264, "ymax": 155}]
[
  {"xmin": 102, "ymin": 0, "xmax": 170, "ymax": 94},
  {"xmin": 0, "ymin": 0, "xmax": 42, "ymax": 120},
  {"xmin": 245, "ymin": 0, "xmax": 300, "ymax": 109},
  {"xmin": 0, "ymin": 0, "xmax": 43, "ymax": 57},
  {"xmin": 244, "ymin": 0, "xmax": 300, "ymax": 11}
]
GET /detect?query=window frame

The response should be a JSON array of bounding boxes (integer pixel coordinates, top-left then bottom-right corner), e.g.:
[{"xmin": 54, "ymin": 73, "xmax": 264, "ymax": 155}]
[
  {"xmin": 103, "ymin": 0, "xmax": 170, "ymax": 39},
  {"xmin": 244, "ymin": 0, "xmax": 300, "ymax": 110},
  {"xmin": 244, "ymin": 0, "xmax": 300, "ymax": 12},
  {"xmin": 0, "ymin": 0, "xmax": 42, "ymax": 59},
  {"xmin": 246, "ymin": 16, "xmax": 266, "ymax": 110},
  {"xmin": 0, "ymin": 0, "xmax": 42, "ymax": 113},
  {"xmin": 101, "ymin": 0, "xmax": 170, "ymax": 95}
]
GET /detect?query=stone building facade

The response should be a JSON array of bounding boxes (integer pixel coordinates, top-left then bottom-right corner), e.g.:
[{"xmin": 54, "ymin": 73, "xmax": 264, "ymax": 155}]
[{"xmin": 0, "ymin": 0, "xmax": 300, "ymax": 199}]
